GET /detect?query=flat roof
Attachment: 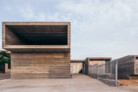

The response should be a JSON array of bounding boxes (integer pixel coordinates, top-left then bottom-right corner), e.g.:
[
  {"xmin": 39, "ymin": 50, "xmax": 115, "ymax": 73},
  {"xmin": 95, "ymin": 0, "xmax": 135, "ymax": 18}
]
[
  {"xmin": 86, "ymin": 57, "xmax": 112, "ymax": 61},
  {"xmin": 71, "ymin": 60, "xmax": 85, "ymax": 63}
]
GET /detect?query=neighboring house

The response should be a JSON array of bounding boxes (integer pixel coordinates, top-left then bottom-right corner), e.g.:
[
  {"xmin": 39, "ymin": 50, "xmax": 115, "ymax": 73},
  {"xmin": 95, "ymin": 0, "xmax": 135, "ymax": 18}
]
[{"xmin": 113, "ymin": 55, "xmax": 138, "ymax": 79}]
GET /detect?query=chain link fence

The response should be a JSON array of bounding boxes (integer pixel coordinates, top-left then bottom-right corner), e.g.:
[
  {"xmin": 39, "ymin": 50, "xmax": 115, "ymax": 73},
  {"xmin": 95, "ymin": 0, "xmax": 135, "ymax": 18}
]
[{"xmin": 88, "ymin": 61, "xmax": 119, "ymax": 86}]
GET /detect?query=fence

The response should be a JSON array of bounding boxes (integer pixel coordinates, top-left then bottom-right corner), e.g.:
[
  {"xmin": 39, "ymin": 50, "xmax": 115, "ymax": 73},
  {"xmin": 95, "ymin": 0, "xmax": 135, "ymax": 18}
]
[
  {"xmin": 88, "ymin": 61, "xmax": 119, "ymax": 86},
  {"xmin": 136, "ymin": 63, "xmax": 138, "ymax": 74}
]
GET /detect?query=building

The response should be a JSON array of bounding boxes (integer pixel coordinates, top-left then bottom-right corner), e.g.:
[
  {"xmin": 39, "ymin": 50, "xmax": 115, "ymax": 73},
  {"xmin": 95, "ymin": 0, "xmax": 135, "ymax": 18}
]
[
  {"xmin": 85, "ymin": 57, "xmax": 111, "ymax": 75},
  {"xmin": 2, "ymin": 22, "xmax": 71, "ymax": 79},
  {"xmin": 113, "ymin": 55, "xmax": 138, "ymax": 79},
  {"xmin": 70, "ymin": 60, "xmax": 85, "ymax": 74}
]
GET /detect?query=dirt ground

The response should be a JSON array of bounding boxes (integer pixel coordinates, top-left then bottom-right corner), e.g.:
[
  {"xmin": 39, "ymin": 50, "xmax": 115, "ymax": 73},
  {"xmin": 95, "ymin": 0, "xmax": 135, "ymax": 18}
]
[
  {"xmin": 118, "ymin": 79, "xmax": 138, "ymax": 92},
  {"xmin": 0, "ymin": 74, "xmax": 135, "ymax": 92},
  {"xmin": 119, "ymin": 79, "xmax": 138, "ymax": 86},
  {"xmin": 119, "ymin": 86, "xmax": 138, "ymax": 92}
]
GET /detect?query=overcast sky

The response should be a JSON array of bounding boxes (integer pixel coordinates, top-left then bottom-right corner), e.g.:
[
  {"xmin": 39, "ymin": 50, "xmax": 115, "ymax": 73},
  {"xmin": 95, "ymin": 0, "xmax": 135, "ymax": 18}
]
[{"xmin": 0, "ymin": 0, "xmax": 138, "ymax": 59}]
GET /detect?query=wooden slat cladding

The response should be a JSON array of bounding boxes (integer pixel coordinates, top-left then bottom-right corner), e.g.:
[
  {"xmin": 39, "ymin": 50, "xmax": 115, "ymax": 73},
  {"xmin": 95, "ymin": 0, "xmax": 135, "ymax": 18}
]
[
  {"xmin": 135, "ymin": 56, "xmax": 138, "ymax": 74},
  {"xmin": 113, "ymin": 55, "xmax": 138, "ymax": 79}
]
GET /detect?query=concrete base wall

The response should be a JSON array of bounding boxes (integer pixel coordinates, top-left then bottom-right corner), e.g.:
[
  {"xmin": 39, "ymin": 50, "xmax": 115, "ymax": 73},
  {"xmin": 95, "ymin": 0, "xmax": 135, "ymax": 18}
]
[
  {"xmin": 71, "ymin": 63, "xmax": 83, "ymax": 74},
  {"xmin": 11, "ymin": 52, "xmax": 70, "ymax": 79}
]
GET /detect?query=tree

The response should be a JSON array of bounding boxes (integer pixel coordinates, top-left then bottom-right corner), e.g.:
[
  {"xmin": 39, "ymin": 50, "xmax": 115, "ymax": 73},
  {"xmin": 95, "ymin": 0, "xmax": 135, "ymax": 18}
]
[{"xmin": 0, "ymin": 51, "xmax": 11, "ymax": 73}]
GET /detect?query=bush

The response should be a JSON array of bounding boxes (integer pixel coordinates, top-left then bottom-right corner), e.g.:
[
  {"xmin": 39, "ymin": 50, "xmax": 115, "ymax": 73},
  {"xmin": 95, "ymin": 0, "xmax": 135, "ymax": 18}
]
[{"xmin": 0, "ymin": 51, "xmax": 11, "ymax": 73}]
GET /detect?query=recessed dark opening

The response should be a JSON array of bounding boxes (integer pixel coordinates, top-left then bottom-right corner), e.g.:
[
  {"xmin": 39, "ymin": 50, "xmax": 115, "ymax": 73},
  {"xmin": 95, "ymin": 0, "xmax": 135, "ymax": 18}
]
[
  {"xmin": 5, "ymin": 25, "xmax": 68, "ymax": 45},
  {"xmin": 136, "ymin": 57, "xmax": 138, "ymax": 59}
]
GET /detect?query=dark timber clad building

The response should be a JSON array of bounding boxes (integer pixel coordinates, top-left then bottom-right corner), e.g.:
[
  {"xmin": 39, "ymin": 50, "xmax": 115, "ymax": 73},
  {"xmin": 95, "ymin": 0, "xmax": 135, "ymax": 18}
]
[{"xmin": 113, "ymin": 55, "xmax": 138, "ymax": 79}]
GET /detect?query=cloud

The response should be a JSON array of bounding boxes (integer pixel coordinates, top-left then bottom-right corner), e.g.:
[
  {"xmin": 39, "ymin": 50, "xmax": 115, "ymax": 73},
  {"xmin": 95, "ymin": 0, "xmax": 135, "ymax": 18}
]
[
  {"xmin": 15, "ymin": 4, "xmax": 71, "ymax": 22},
  {"xmin": 0, "ymin": 0, "xmax": 138, "ymax": 59},
  {"xmin": 56, "ymin": 0, "xmax": 138, "ymax": 59},
  {"xmin": 16, "ymin": 4, "xmax": 46, "ymax": 21}
]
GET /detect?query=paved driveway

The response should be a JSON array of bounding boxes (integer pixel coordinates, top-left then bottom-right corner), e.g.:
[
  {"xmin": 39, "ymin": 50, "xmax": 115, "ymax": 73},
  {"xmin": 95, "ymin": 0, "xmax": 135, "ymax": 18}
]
[{"xmin": 0, "ymin": 74, "xmax": 132, "ymax": 92}]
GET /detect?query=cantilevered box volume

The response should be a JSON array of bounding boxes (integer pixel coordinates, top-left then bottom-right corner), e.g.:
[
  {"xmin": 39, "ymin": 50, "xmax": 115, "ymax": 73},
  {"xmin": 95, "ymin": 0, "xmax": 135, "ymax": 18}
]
[{"xmin": 2, "ymin": 22, "xmax": 71, "ymax": 79}]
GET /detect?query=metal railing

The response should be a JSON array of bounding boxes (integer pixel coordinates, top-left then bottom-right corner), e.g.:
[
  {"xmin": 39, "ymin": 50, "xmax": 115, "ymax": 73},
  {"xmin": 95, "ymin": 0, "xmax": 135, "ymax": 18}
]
[{"xmin": 88, "ymin": 61, "xmax": 119, "ymax": 86}]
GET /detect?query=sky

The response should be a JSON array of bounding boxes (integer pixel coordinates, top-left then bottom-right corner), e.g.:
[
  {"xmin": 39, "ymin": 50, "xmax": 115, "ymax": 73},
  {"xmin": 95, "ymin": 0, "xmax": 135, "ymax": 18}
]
[{"xmin": 0, "ymin": 0, "xmax": 138, "ymax": 59}]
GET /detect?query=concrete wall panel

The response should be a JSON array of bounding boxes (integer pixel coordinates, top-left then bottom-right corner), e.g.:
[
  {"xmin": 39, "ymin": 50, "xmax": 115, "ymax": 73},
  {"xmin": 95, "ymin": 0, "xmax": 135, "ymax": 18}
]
[{"xmin": 11, "ymin": 52, "xmax": 70, "ymax": 79}]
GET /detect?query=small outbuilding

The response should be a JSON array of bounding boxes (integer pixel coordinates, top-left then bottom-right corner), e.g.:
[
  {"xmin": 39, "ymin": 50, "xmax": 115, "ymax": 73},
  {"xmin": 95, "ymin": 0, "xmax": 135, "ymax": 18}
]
[
  {"xmin": 114, "ymin": 55, "xmax": 138, "ymax": 79},
  {"xmin": 85, "ymin": 57, "xmax": 111, "ymax": 75},
  {"xmin": 70, "ymin": 60, "xmax": 85, "ymax": 74}
]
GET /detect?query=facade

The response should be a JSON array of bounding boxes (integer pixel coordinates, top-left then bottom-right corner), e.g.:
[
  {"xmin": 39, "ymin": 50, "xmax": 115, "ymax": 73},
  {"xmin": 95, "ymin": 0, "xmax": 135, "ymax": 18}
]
[
  {"xmin": 70, "ymin": 60, "xmax": 85, "ymax": 74},
  {"xmin": 113, "ymin": 55, "xmax": 138, "ymax": 79},
  {"xmin": 2, "ymin": 22, "xmax": 71, "ymax": 79},
  {"xmin": 85, "ymin": 57, "xmax": 111, "ymax": 75}
]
